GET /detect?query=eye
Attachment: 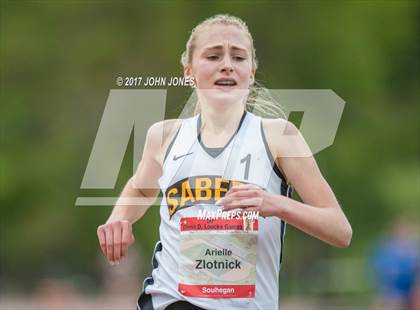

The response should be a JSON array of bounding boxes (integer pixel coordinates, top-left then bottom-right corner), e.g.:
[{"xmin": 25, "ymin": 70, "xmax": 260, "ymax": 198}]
[
  {"xmin": 233, "ymin": 56, "xmax": 245, "ymax": 61},
  {"xmin": 206, "ymin": 55, "xmax": 219, "ymax": 60}
]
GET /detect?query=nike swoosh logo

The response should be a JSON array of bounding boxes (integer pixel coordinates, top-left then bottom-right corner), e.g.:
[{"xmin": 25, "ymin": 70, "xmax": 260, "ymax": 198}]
[{"xmin": 173, "ymin": 152, "xmax": 193, "ymax": 161}]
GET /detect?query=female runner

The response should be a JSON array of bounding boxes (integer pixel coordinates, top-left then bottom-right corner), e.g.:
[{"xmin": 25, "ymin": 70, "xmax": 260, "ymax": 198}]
[{"xmin": 97, "ymin": 14, "xmax": 352, "ymax": 310}]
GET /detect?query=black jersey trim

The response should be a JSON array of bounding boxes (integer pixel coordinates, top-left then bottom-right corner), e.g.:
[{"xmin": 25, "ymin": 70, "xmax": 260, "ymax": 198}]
[
  {"xmin": 286, "ymin": 184, "xmax": 293, "ymax": 198},
  {"xmin": 260, "ymin": 121, "xmax": 289, "ymax": 193},
  {"xmin": 141, "ymin": 241, "xmax": 163, "ymax": 291},
  {"xmin": 280, "ymin": 220, "xmax": 286, "ymax": 264},
  {"xmin": 138, "ymin": 241, "xmax": 163, "ymax": 310},
  {"xmin": 137, "ymin": 292, "xmax": 154, "ymax": 310},
  {"xmin": 151, "ymin": 241, "xmax": 162, "ymax": 269},
  {"xmin": 197, "ymin": 111, "xmax": 247, "ymax": 158},
  {"xmin": 280, "ymin": 186, "xmax": 292, "ymax": 265}
]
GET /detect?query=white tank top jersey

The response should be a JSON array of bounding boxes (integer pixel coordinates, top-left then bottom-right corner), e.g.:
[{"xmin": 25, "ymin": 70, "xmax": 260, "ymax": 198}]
[{"xmin": 142, "ymin": 111, "xmax": 292, "ymax": 310}]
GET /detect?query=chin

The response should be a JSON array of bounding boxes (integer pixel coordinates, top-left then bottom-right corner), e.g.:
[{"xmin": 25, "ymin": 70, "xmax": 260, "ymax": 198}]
[{"xmin": 198, "ymin": 88, "xmax": 249, "ymax": 107}]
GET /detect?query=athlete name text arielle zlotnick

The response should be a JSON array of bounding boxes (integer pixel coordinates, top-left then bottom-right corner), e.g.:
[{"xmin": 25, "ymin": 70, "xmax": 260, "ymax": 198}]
[{"xmin": 178, "ymin": 217, "xmax": 258, "ymax": 298}]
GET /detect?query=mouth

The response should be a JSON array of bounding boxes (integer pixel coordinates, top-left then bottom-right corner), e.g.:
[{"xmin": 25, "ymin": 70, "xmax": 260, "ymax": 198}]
[{"xmin": 214, "ymin": 78, "xmax": 237, "ymax": 89}]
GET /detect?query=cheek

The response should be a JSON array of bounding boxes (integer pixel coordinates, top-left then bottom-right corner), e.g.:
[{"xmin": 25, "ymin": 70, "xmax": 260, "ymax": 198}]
[
  {"xmin": 238, "ymin": 70, "xmax": 252, "ymax": 84},
  {"xmin": 236, "ymin": 62, "xmax": 253, "ymax": 78},
  {"xmin": 194, "ymin": 63, "xmax": 214, "ymax": 84}
]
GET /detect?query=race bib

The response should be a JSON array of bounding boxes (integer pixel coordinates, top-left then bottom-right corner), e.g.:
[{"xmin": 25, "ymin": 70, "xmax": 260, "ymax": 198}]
[{"xmin": 178, "ymin": 217, "xmax": 258, "ymax": 298}]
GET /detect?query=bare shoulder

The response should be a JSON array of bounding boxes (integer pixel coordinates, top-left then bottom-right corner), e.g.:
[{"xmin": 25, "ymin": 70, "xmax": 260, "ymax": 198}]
[
  {"xmin": 132, "ymin": 119, "xmax": 181, "ymax": 193},
  {"xmin": 261, "ymin": 118, "xmax": 298, "ymax": 153},
  {"xmin": 146, "ymin": 119, "xmax": 182, "ymax": 165},
  {"xmin": 261, "ymin": 118, "xmax": 299, "ymax": 135},
  {"xmin": 261, "ymin": 118, "xmax": 310, "ymax": 159}
]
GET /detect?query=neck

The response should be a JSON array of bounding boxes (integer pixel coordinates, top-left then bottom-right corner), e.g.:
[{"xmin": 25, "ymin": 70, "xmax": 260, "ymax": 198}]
[{"xmin": 199, "ymin": 102, "xmax": 245, "ymax": 134}]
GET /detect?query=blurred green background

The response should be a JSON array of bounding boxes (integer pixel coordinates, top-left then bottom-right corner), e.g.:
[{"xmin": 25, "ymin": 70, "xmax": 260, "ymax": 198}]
[{"xmin": 1, "ymin": 1, "xmax": 419, "ymax": 309}]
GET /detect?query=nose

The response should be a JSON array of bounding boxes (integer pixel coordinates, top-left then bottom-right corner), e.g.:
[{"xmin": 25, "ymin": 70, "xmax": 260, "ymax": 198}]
[{"xmin": 220, "ymin": 55, "xmax": 234, "ymax": 73}]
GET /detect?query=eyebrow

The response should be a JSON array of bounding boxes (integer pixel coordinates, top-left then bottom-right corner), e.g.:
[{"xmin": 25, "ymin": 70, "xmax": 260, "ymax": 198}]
[{"xmin": 202, "ymin": 45, "xmax": 248, "ymax": 53}]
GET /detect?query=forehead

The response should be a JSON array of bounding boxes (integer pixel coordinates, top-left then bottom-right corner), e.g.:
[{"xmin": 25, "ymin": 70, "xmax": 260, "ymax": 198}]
[{"xmin": 195, "ymin": 24, "xmax": 251, "ymax": 53}]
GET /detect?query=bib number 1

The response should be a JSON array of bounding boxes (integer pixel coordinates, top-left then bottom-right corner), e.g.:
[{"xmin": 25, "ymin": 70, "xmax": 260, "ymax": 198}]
[{"xmin": 240, "ymin": 154, "xmax": 251, "ymax": 180}]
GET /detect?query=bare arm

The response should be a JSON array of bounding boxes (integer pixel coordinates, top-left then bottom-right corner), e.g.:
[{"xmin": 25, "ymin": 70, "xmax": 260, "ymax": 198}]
[
  {"xmin": 104, "ymin": 183, "xmax": 156, "ymax": 223},
  {"xmin": 97, "ymin": 120, "xmax": 180, "ymax": 264},
  {"xmin": 272, "ymin": 120, "xmax": 352, "ymax": 247}
]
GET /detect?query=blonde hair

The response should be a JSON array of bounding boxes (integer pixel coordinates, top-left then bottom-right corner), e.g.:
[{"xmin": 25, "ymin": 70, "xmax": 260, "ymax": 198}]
[{"xmin": 181, "ymin": 14, "xmax": 286, "ymax": 119}]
